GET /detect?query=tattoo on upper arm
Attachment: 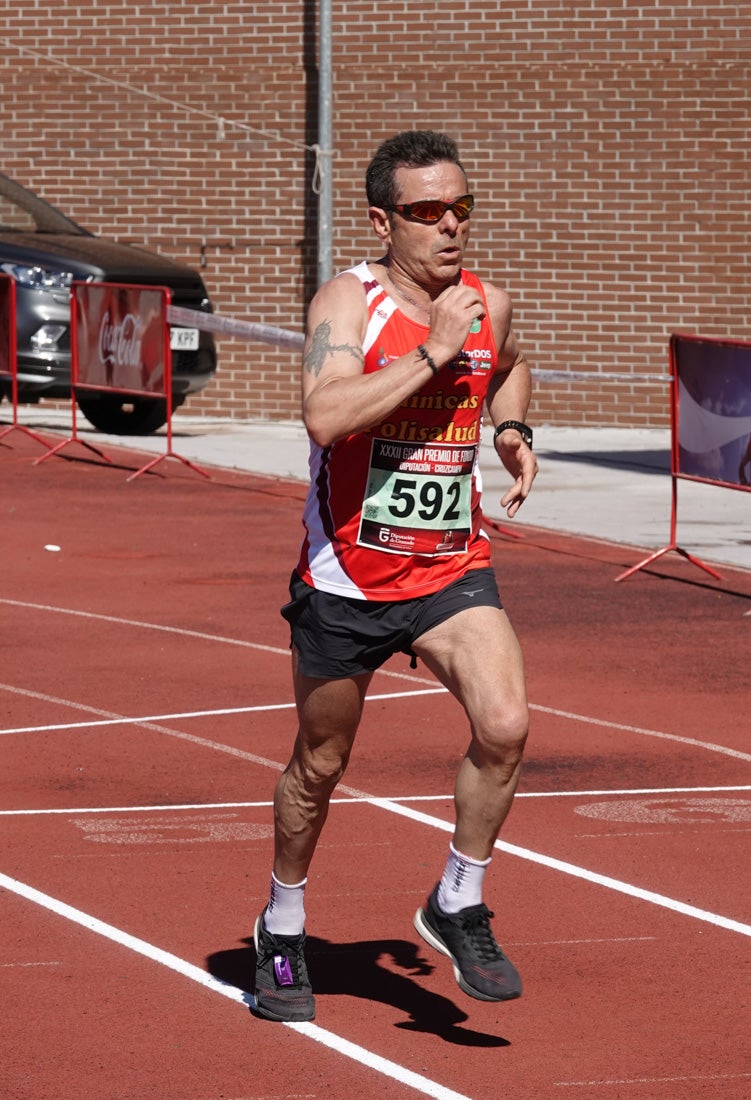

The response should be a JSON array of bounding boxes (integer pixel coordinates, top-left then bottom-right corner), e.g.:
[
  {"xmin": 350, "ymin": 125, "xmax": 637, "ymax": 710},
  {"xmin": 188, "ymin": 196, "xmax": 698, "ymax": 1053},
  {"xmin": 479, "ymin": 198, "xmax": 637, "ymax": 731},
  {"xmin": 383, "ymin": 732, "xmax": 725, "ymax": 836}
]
[{"xmin": 304, "ymin": 319, "xmax": 365, "ymax": 377}]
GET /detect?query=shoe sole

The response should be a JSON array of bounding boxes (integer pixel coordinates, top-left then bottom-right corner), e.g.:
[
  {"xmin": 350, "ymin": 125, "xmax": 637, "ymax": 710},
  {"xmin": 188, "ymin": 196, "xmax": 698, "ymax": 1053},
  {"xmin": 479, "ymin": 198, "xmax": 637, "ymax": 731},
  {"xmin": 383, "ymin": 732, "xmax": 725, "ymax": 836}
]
[
  {"xmin": 414, "ymin": 906, "xmax": 521, "ymax": 1003},
  {"xmin": 252, "ymin": 914, "xmax": 316, "ymax": 1023}
]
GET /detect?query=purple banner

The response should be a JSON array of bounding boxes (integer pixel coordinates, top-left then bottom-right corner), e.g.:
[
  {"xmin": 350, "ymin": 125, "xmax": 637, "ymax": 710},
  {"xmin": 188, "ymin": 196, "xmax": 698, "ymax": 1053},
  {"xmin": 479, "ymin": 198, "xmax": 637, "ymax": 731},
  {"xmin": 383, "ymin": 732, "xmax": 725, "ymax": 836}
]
[{"xmin": 672, "ymin": 334, "xmax": 751, "ymax": 490}]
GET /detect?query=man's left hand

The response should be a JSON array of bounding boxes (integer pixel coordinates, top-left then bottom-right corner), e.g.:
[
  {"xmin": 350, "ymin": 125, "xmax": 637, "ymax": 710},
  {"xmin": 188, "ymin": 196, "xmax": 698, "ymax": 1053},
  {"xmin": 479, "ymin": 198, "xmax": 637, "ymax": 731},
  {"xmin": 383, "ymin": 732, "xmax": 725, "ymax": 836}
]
[{"xmin": 496, "ymin": 433, "xmax": 538, "ymax": 517}]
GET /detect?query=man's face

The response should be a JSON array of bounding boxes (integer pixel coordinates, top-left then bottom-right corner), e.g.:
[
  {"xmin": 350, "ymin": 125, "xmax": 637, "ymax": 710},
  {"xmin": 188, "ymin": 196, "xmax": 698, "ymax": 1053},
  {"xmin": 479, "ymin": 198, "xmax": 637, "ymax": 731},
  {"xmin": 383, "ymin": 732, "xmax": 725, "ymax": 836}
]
[{"xmin": 372, "ymin": 161, "xmax": 472, "ymax": 288}]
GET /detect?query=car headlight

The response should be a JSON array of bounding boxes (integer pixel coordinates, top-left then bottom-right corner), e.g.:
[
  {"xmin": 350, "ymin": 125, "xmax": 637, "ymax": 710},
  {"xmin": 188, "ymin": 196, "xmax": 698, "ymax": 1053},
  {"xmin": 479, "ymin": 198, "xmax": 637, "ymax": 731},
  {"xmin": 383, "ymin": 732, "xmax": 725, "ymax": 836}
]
[
  {"xmin": 0, "ymin": 262, "xmax": 76, "ymax": 290},
  {"xmin": 30, "ymin": 324, "xmax": 68, "ymax": 350}
]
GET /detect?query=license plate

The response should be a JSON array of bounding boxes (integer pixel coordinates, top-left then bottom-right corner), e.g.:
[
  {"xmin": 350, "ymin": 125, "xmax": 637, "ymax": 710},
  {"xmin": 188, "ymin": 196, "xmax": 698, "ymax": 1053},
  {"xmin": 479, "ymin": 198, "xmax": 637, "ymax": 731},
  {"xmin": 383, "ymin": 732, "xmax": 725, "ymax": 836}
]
[{"xmin": 170, "ymin": 327, "xmax": 199, "ymax": 351}]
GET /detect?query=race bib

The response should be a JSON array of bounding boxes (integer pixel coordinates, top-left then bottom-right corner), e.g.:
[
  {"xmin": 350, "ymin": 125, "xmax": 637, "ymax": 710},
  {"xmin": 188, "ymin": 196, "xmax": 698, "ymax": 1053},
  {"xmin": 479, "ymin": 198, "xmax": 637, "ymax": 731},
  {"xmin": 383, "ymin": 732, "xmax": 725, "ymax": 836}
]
[{"xmin": 358, "ymin": 437, "xmax": 475, "ymax": 555}]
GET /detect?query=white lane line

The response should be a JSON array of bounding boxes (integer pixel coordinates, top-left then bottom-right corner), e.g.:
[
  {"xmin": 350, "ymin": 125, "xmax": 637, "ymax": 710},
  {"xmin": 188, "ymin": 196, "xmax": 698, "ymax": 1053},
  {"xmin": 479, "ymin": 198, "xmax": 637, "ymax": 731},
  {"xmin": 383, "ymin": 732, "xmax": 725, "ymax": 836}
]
[
  {"xmin": 0, "ymin": 683, "xmax": 290, "ymax": 770},
  {"xmin": 0, "ymin": 679, "xmax": 747, "ymax": 767},
  {"xmin": 0, "ymin": 599, "xmax": 435, "ymax": 687},
  {"xmin": 372, "ymin": 799, "xmax": 751, "ymax": 938},
  {"xmin": 556, "ymin": 1072, "xmax": 751, "ymax": 1088},
  {"xmin": 288, "ymin": 1024, "xmax": 471, "ymax": 1100},
  {"xmin": 2, "ymin": 597, "xmax": 748, "ymax": 759},
  {"xmin": 1, "ymin": 786, "xmax": 749, "ymax": 817},
  {"xmin": 1, "ymin": 689, "xmax": 748, "ymax": 936},
  {"xmin": 531, "ymin": 704, "xmax": 751, "ymax": 762},
  {"xmin": 1, "ymin": 793, "xmax": 748, "ymax": 1088},
  {"xmin": 0, "ymin": 871, "xmax": 471, "ymax": 1100},
  {"xmin": 0, "ymin": 687, "xmax": 446, "ymax": 736},
  {"xmin": 514, "ymin": 937, "xmax": 657, "ymax": 947},
  {"xmin": 0, "ymin": 683, "xmax": 375, "ymax": 798},
  {"xmin": 516, "ymin": 785, "xmax": 751, "ymax": 798},
  {"xmin": 0, "ymin": 684, "xmax": 380, "ymax": 800},
  {"xmin": 6, "ymin": 792, "xmax": 748, "ymax": 938},
  {"xmin": 0, "ymin": 598, "xmax": 291, "ymax": 653}
]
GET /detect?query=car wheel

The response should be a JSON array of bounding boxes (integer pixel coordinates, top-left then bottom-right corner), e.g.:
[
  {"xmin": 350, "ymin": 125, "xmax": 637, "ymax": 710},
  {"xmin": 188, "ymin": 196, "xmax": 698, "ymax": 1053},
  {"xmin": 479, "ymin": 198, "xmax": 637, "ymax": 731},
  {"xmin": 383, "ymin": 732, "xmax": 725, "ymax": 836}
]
[{"xmin": 76, "ymin": 394, "xmax": 170, "ymax": 435}]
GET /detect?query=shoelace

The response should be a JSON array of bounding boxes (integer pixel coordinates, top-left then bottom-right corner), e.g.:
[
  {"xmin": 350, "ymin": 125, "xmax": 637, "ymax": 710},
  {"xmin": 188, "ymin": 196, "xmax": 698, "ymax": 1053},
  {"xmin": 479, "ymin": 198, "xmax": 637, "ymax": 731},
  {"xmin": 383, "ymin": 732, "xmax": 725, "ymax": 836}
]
[
  {"xmin": 459, "ymin": 906, "xmax": 505, "ymax": 963},
  {"xmin": 258, "ymin": 930, "xmax": 306, "ymax": 983}
]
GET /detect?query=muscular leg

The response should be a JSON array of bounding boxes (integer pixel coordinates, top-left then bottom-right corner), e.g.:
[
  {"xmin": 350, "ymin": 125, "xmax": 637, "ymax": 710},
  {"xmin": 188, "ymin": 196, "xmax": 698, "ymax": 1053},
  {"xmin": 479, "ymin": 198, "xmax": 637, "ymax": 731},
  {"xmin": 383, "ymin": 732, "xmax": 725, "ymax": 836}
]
[
  {"xmin": 253, "ymin": 651, "xmax": 371, "ymax": 1023},
  {"xmin": 412, "ymin": 604, "xmax": 528, "ymax": 861},
  {"xmin": 273, "ymin": 647, "xmax": 373, "ymax": 884}
]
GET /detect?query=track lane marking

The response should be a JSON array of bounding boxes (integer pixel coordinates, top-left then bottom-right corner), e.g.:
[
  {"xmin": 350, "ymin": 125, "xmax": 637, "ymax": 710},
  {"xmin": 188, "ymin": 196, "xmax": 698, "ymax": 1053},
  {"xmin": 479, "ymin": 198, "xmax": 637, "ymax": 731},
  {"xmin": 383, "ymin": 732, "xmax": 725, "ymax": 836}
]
[
  {"xmin": 0, "ymin": 683, "xmax": 290, "ymax": 770},
  {"xmin": 1, "ymin": 786, "xmax": 749, "ymax": 816},
  {"xmin": 0, "ymin": 680, "xmax": 748, "ymax": 763},
  {"xmin": 371, "ymin": 799, "xmax": 751, "ymax": 938},
  {"xmin": 0, "ymin": 598, "xmax": 292, "ymax": 653},
  {"xmin": 0, "ymin": 599, "xmax": 436, "ymax": 686},
  {"xmin": 0, "ymin": 871, "xmax": 471, "ymax": 1100},
  {"xmin": 2, "ymin": 791, "xmax": 749, "ymax": 937},
  {"xmin": 2, "ymin": 597, "xmax": 748, "ymax": 760},
  {"xmin": 556, "ymin": 1072, "xmax": 751, "ymax": 1088},
  {"xmin": 531, "ymin": 703, "xmax": 751, "ymax": 762},
  {"xmin": 0, "ymin": 686, "xmax": 446, "ymax": 736}
]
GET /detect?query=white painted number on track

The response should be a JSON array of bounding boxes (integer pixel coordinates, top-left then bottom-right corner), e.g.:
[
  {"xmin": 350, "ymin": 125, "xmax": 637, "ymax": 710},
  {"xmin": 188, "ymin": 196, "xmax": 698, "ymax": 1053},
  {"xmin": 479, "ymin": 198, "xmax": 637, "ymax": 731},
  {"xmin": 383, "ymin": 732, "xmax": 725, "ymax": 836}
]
[
  {"xmin": 74, "ymin": 813, "xmax": 273, "ymax": 844},
  {"xmin": 575, "ymin": 797, "xmax": 751, "ymax": 825}
]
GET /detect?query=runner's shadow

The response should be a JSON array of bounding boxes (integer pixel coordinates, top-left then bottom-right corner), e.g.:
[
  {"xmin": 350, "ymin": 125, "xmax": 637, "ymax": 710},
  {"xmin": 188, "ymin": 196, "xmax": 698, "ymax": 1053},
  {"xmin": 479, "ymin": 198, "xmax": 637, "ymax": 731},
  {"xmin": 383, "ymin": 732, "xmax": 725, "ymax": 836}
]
[{"xmin": 206, "ymin": 935, "xmax": 510, "ymax": 1047}]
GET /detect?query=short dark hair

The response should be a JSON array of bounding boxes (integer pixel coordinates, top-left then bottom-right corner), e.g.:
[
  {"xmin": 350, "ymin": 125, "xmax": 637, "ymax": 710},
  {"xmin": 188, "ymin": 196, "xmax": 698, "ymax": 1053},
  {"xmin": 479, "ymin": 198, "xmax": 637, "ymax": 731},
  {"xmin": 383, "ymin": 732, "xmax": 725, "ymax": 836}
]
[{"xmin": 365, "ymin": 130, "xmax": 466, "ymax": 209}]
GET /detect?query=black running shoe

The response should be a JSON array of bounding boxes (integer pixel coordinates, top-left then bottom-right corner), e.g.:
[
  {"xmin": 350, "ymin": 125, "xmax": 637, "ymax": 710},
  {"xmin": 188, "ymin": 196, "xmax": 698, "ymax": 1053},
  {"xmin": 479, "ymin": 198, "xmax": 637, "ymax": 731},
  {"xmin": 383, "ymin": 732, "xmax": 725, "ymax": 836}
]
[
  {"xmin": 414, "ymin": 885, "xmax": 522, "ymax": 1002},
  {"xmin": 252, "ymin": 910, "xmax": 315, "ymax": 1022}
]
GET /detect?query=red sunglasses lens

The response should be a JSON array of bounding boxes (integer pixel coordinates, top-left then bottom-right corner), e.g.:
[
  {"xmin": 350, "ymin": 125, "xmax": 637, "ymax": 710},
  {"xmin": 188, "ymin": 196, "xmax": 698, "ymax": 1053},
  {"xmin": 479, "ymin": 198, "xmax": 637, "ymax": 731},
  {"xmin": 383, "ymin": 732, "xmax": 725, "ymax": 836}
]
[
  {"xmin": 451, "ymin": 195, "xmax": 474, "ymax": 219},
  {"xmin": 408, "ymin": 201, "xmax": 446, "ymax": 222},
  {"xmin": 403, "ymin": 195, "xmax": 474, "ymax": 222}
]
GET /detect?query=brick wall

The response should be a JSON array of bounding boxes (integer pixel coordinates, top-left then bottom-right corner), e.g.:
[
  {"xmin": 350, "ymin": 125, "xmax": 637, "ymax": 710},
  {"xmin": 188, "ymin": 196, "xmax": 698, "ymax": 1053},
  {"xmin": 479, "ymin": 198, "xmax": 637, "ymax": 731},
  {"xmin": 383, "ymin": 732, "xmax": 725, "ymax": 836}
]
[{"xmin": 2, "ymin": 1, "xmax": 750, "ymax": 427}]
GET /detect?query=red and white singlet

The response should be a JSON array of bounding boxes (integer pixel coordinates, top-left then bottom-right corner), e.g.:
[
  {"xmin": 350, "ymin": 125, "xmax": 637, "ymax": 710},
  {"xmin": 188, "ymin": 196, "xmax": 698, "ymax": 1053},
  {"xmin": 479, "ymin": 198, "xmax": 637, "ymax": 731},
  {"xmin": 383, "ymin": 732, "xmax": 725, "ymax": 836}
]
[{"xmin": 296, "ymin": 261, "xmax": 499, "ymax": 601}]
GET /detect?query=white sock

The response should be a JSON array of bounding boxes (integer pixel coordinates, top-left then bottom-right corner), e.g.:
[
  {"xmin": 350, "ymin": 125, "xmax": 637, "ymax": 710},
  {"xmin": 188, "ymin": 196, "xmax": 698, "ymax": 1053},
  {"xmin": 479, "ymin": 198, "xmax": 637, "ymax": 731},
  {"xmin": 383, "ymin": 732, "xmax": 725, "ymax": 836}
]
[
  {"xmin": 436, "ymin": 843, "xmax": 491, "ymax": 914},
  {"xmin": 263, "ymin": 872, "xmax": 307, "ymax": 936}
]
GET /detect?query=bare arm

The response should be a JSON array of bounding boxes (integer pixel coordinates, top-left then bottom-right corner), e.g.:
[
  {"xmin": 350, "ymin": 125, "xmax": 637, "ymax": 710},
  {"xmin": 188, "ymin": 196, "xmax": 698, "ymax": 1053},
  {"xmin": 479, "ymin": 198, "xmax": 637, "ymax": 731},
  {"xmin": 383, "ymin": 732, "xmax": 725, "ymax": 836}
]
[
  {"xmin": 483, "ymin": 284, "xmax": 538, "ymax": 517},
  {"xmin": 302, "ymin": 270, "xmax": 486, "ymax": 447}
]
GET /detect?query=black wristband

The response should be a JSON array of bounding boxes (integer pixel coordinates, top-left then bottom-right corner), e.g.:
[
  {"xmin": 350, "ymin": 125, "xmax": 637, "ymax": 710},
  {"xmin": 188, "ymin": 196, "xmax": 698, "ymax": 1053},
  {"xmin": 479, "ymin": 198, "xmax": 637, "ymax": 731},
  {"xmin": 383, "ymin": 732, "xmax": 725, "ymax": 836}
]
[
  {"xmin": 493, "ymin": 419, "xmax": 533, "ymax": 448},
  {"xmin": 416, "ymin": 344, "xmax": 439, "ymax": 376}
]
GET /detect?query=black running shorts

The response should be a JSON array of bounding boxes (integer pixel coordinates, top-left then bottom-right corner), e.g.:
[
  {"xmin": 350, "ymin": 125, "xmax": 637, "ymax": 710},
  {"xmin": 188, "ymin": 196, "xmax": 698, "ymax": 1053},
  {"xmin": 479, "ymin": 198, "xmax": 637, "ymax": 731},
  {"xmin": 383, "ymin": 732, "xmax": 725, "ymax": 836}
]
[{"xmin": 281, "ymin": 567, "xmax": 503, "ymax": 679}]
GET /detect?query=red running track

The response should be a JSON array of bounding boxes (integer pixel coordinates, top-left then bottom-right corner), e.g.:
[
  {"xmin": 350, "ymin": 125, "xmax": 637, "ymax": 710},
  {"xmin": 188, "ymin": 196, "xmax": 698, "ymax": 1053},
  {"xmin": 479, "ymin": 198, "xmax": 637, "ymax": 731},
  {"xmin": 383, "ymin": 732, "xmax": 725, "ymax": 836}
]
[{"xmin": 1, "ymin": 436, "xmax": 749, "ymax": 1100}]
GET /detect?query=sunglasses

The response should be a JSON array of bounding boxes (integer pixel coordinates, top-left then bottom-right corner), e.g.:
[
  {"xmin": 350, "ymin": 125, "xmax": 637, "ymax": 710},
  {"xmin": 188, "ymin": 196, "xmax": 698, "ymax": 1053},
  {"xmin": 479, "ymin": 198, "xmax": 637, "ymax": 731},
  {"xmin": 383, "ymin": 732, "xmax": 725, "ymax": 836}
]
[{"xmin": 388, "ymin": 194, "xmax": 475, "ymax": 224}]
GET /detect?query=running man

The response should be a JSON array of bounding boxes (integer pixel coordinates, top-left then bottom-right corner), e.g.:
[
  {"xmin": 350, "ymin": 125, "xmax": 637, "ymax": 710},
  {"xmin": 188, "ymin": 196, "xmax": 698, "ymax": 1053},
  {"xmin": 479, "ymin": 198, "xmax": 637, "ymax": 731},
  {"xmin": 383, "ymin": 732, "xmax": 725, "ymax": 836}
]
[{"xmin": 253, "ymin": 130, "xmax": 538, "ymax": 1022}]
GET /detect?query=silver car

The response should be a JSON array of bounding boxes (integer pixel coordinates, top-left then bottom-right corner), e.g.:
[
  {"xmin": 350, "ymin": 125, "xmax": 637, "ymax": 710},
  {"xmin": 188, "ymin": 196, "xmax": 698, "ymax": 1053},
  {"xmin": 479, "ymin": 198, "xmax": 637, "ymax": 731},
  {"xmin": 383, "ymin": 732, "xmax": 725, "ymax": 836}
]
[{"xmin": 0, "ymin": 172, "xmax": 216, "ymax": 434}]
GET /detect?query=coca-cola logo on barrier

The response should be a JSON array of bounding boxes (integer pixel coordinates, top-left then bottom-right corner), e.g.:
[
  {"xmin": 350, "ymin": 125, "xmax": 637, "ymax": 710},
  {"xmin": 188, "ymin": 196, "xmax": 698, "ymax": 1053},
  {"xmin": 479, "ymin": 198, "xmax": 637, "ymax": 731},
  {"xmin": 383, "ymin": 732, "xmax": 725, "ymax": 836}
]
[
  {"xmin": 75, "ymin": 282, "xmax": 168, "ymax": 396},
  {"xmin": 98, "ymin": 310, "xmax": 144, "ymax": 372}
]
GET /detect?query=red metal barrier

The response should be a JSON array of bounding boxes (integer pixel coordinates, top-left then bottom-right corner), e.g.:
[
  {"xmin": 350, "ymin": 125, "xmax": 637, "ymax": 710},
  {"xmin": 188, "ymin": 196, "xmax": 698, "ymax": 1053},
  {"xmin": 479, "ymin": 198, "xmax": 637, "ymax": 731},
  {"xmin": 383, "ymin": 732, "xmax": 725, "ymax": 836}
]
[
  {"xmin": 0, "ymin": 274, "xmax": 53, "ymax": 450},
  {"xmin": 617, "ymin": 333, "xmax": 751, "ymax": 582},
  {"xmin": 35, "ymin": 282, "xmax": 208, "ymax": 480}
]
